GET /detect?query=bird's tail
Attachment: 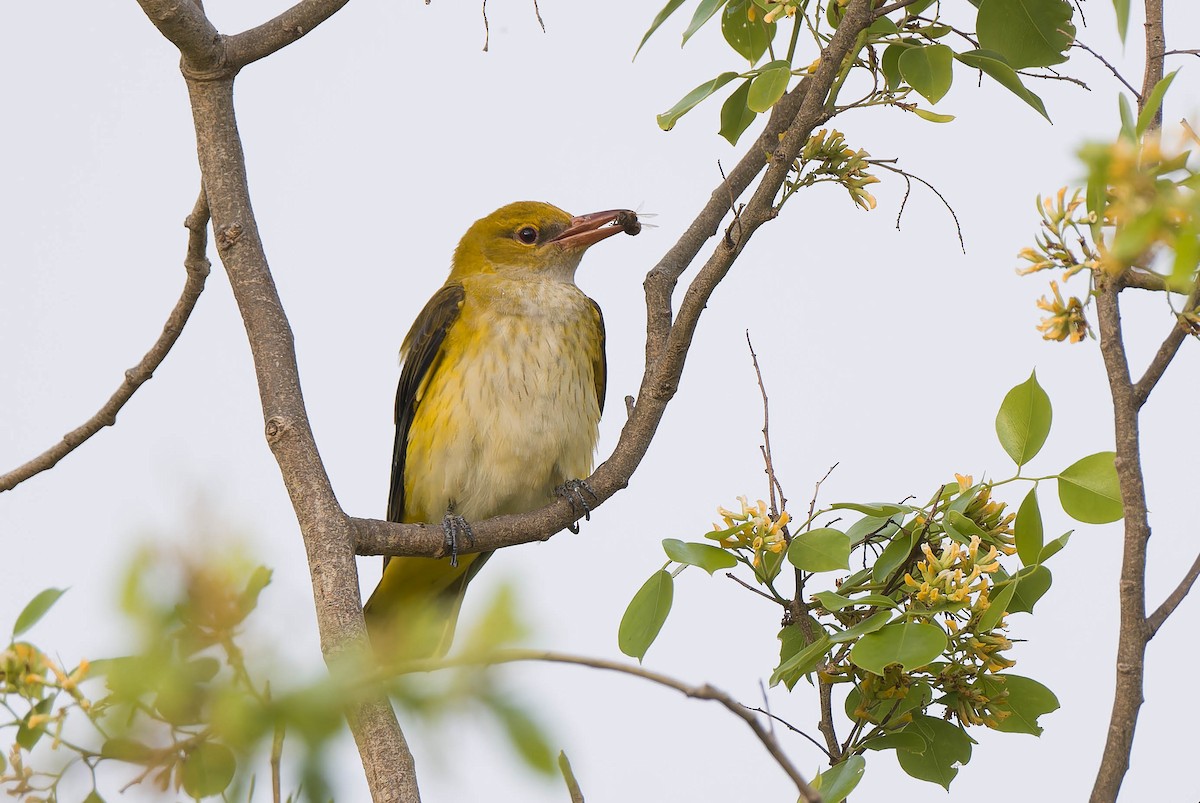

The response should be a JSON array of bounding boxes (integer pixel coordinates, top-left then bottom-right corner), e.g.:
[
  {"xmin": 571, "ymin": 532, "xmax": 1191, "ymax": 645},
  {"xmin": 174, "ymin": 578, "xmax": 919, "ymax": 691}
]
[{"xmin": 364, "ymin": 552, "xmax": 492, "ymax": 660}]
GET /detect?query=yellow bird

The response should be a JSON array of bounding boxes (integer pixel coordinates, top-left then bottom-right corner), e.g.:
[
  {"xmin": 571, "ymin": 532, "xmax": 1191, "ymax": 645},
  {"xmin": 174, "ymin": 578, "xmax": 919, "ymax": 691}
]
[{"xmin": 364, "ymin": 201, "xmax": 639, "ymax": 657}]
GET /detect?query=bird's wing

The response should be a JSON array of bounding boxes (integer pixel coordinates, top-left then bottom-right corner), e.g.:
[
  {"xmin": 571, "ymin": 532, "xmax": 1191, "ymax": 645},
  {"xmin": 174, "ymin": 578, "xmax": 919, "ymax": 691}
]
[
  {"xmin": 387, "ymin": 282, "xmax": 466, "ymax": 526},
  {"xmin": 589, "ymin": 297, "xmax": 607, "ymax": 414}
]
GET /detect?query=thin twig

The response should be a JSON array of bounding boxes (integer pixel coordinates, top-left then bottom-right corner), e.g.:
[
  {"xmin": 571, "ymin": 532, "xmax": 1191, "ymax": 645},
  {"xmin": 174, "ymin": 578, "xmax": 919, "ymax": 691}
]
[
  {"xmin": 725, "ymin": 571, "xmax": 789, "ymax": 605},
  {"xmin": 419, "ymin": 650, "xmax": 821, "ymax": 802},
  {"xmin": 1164, "ymin": 49, "xmax": 1200, "ymax": 58},
  {"xmin": 746, "ymin": 332, "xmax": 787, "ymax": 519},
  {"xmin": 532, "ymin": 0, "xmax": 545, "ymax": 32},
  {"xmin": 869, "ymin": 159, "xmax": 964, "ymax": 252},
  {"xmin": 0, "ymin": 191, "xmax": 211, "ymax": 493},
  {"xmin": 872, "ymin": 0, "xmax": 927, "ymax": 19},
  {"xmin": 745, "ymin": 705, "xmax": 834, "ymax": 759},
  {"xmin": 270, "ymin": 721, "xmax": 285, "ymax": 803},
  {"xmin": 1146, "ymin": 550, "xmax": 1200, "ymax": 638},
  {"xmin": 1073, "ymin": 40, "xmax": 1142, "ymax": 100}
]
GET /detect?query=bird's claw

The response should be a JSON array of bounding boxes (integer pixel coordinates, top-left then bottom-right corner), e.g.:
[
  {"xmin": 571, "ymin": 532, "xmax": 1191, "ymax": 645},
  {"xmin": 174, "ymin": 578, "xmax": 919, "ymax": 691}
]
[
  {"xmin": 441, "ymin": 513, "xmax": 475, "ymax": 568},
  {"xmin": 555, "ymin": 479, "xmax": 598, "ymax": 534}
]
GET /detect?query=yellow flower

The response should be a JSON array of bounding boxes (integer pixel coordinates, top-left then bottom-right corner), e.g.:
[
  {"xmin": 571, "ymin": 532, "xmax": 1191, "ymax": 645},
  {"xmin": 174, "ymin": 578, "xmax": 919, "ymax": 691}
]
[{"xmin": 1036, "ymin": 281, "xmax": 1091, "ymax": 343}]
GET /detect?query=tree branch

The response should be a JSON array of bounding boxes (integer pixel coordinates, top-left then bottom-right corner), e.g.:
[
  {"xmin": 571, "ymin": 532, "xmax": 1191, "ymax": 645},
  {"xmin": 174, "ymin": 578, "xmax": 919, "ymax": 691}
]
[
  {"xmin": 1146, "ymin": 550, "xmax": 1200, "ymax": 638},
  {"xmin": 419, "ymin": 649, "xmax": 820, "ymax": 802},
  {"xmin": 1132, "ymin": 283, "xmax": 1200, "ymax": 407},
  {"xmin": 0, "ymin": 192, "xmax": 211, "ymax": 493},
  {"xmin": 226, "ymin": 0, "xmax": 351, "ymax": 68},
  {"xmin": 134, "ymin": 0, "xmax": 223, "ymax": 74},
  {"xmin": 181, "ymin": 74, "xmax": 419, "ymax": 803}
]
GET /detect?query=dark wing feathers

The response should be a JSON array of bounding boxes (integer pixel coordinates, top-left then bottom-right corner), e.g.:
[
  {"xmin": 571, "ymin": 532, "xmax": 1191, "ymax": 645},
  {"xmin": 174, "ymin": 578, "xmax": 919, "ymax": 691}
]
[
  {"xmin": 387, "ymin": 283, "xmax": 466, "ymax": 525},
  {"xmin": 589, "ymin": 297, "xmax": 606, "ymax": 414}
]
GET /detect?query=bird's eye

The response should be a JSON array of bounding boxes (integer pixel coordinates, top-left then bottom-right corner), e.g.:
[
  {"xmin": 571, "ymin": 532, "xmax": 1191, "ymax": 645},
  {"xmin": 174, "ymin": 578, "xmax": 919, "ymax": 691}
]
[{"xmin": 516, "ymin": 226, "xmax": 539, "ymax": 245}]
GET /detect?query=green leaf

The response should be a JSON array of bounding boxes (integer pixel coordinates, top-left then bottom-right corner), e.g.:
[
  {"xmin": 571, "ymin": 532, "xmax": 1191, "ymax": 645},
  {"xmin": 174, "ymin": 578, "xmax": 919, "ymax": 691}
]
[
  {"xmin": 772, "ymin": 623, "xmax": 833, "ymax": 688},
  {"xmin": 813, "ymin": 755, "xmax": 866, "ymax": 803},
  {"xmin": 17, "ymin": 698, "xmax": 53, "ymax": 751},
  {"xmin": 490, "ymin": 699, "xmax": 556, "ymax": 774},
  {"xmin": 719, "ymin": 80, "xmax": 758, "ymax": 145},
  {"xmin": 881, "ymin": 43, "xmax": 907, "ymax": 91},
  {"xmin": 12, "ymin": 587, "xmax": 67, "ymax": 637},
  {"xmin": 829, "ymin": 611, "xmax": 894, "ymax": 643},
  {"xmin": 898, "ymin": 44, "xmax": 954, "ymax": 103},
  {"xmin": 635, "ymin": 0, "xmax": 688, "ymax": 58},
  {"xmin": 1015, "ymin": 487, "xmax": 1044, "ymax": 566},
  {"xmin": 830, "ymin": 502, "xmax": 914, "ymax": 517},
  {"xmin": 657, "ymin": 72, "xmax": 740, "ymax": 130},
  {"xmin": 872, "ymin": 528, "xmax": 919, "ymax": 583},
  {"xmin": 986, "ymin": 674, "xmax": 1060, "ymax": 735},
  {"xmin": 682, "ymin": 0, "xmax": 728, "ymax": 46},
  {"xmin": 101, "ymin": 737, "xmax": 155, "ymax": 764},
  {"xmin": 912, "ymin": 108, "xmax": 956, "ymax": 123},
  {"xmin": 1038, "ymin": 530, "xmax": 1072, "ymax": 563},
  {"xmin": 1007, "ymin": 565, "xmax": 1052, "ymax": 614},
  {"xmin": 747, "ymin": 60, "xmax": 792, "ymax": 112},
  {"xmin": 180, "ymin": 741, "xmax": 237, "ymax": 799},
  {"xmin": 896, "ymin": 715, "xmax": 973, "ymax": 789},
  {"xmin": 955, "ymin": 49, "xmax": 1050, "ymax": 120},
  {"xmin": 82, "ymin": 793, "xmax": 105, "ymax": 803},
  {"xmin": 618, "ymin": 571, "xmax": 674, "ymax": 662},
  {"xmin": 662, "ymin": 538, "xmax": 738, "ymax": 575},
  {"xmin": 1136, "ymin": 69, "xmax": 1178, "ymax": 137},
  {"xmin": 1058, "ymin": 451, "xmax": 1123, "ymax": 523},
  {"xmin": 811, "ymin": 591, "xmax": 899, "ymax": 611},
  {"xmin": 722, "ymin": 0, "xmax": 776, "ymax": 63},
  {"xmin": 995, "ymin": 371, "xmax": 1053, "ymax": 467},
  {"xmin": 976, "ymin": 0, "xmax": 1075, "ymax": 68},
  {"xmin": 846, "ymin": 514, "xmax": 901, "ymax": 543},
  {"xmin": 977, "ymin": 577, "xmax": 1017, "ymax": 632},
  {"xmin": 850, "ymin": 622, "xmax": 948, "ymax": 674},
  {"xmin": 1118, "ymin": 93, "xmax": 1137, "ymax": 140},
  {"xmin": 787, "ymin": 527, "xmax": 852, "ymax": 572},
  {"xmin": 861, "ymin": 731, "xmax": 928, "ymax": 753},
  {"xmin": 945, "ymin": 510, "xmax": 992, "ymax": 545},
  {"xmin": 1112, "ymin": 0, "xmax": 1130, "ymax": 42}
]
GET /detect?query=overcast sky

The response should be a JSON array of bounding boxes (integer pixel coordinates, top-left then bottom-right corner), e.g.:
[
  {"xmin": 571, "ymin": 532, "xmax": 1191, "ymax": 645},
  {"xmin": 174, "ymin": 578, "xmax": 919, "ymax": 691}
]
[{"xmin": 3, "ymin": 1, "xmax": 1199, "ymax": 801}]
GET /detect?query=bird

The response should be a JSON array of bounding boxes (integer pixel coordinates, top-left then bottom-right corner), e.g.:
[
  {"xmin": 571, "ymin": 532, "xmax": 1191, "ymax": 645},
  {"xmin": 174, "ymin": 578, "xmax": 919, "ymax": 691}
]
[{"xmin": 364, "ymin": 201, "xmax": 639, "ymax": 658}]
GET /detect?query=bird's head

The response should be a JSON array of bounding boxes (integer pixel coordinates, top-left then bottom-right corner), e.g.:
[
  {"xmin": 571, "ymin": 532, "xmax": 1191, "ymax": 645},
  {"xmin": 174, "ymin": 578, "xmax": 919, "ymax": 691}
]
[{"xmin": 449, "ymin": 201, "xmax": 637, "ymax": 282}]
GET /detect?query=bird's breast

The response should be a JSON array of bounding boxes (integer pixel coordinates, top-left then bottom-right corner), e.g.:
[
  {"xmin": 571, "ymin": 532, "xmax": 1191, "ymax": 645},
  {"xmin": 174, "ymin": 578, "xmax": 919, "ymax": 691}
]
[{"xmin": 402, "ymin": 279, "xmax": 603, "ymax": 523}]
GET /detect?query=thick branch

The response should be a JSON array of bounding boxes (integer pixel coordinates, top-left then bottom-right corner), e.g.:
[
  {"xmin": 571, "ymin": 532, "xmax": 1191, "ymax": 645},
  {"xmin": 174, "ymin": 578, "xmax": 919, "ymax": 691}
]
[
  {"xmin": 1146, "ymin": 551, "xmax": 1200, "ymax": 638},
  {"xmin": 354, "ymin": 0, "xmax": 878, "ymax": 561},
  {"xmin": 0, "ymin": 192, "xmax": 210, "ymax": 493},
  {"xmin": 226, "ymin": 0, "xmax": 351, "ymax": 68},
  {"xmin": 134, "ymin": 0, "xmax": 223, "ymax": 73},
  {"xmin": 183, "ymin": 76, "xmax": 419, "ymax": 803},
  {"xmin": 1090, "ymin": 282, "xmax": 1151, "ymax": 803},
  {"xmin": 421, "ymin": 650, "xmax": 820, "ymax": 802}
]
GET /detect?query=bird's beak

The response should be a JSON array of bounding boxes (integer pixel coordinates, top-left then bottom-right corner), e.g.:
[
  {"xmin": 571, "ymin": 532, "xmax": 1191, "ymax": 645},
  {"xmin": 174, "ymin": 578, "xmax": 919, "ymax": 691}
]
[{"xmin": 551, "ymin": 209, "xmax": 640, "ymax": 250}]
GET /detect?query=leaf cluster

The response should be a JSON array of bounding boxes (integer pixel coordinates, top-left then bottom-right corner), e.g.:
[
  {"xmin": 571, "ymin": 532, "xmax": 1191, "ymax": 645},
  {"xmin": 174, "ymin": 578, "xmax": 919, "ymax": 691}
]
[{"xmin": 619, "ymin": 372, "xmax": 1121, "ymax": 795}]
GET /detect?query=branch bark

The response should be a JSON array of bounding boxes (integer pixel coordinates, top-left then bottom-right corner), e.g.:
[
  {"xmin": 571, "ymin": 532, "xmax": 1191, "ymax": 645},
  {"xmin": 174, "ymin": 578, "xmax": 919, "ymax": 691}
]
[
  {"xmin": 1146, "ymin": 550, "xmax": 1200, "ymax": 638},
  {"xmin": 1090, "ymin": 2, "xmax": 1173, "ymax": 798},
  {"xmin": 0, "ymin": 192, "xmax": 210, "ymax": 493},
  {"xmin": 418, "ymin": 649, "xmax": 821, "ymax": 803}
]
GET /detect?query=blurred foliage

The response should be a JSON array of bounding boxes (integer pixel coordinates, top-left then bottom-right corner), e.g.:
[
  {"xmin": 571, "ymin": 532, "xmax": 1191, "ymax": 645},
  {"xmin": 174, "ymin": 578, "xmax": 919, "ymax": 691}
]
[
  {"xmin": 621, "ymin": 371, "xmax": 1120, "ymax": 794},
  {"xmin": 1020, "ymin": 73, "xmax": 1200, "ymax": 342},
  {"xmin": 1, "ymin": 548, "xmax": 554, "ymax": 801}
]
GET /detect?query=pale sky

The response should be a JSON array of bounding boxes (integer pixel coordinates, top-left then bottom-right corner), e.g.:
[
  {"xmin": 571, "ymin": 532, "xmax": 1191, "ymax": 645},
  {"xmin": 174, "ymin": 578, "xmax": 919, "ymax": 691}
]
[{"xmin": 3, "ymin": 1, "xmax": 1199, "ymax": 801}]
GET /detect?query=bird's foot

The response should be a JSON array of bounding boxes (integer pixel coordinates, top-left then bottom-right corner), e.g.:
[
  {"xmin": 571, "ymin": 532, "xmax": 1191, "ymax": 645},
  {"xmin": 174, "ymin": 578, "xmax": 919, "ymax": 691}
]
[
  {"xmin": 441, "ymin": 513, "xmax": 475, "ymax": 568},
  {"xmin": 555, "ymin": 479, "xmax": 598, "ymax": 534}
]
